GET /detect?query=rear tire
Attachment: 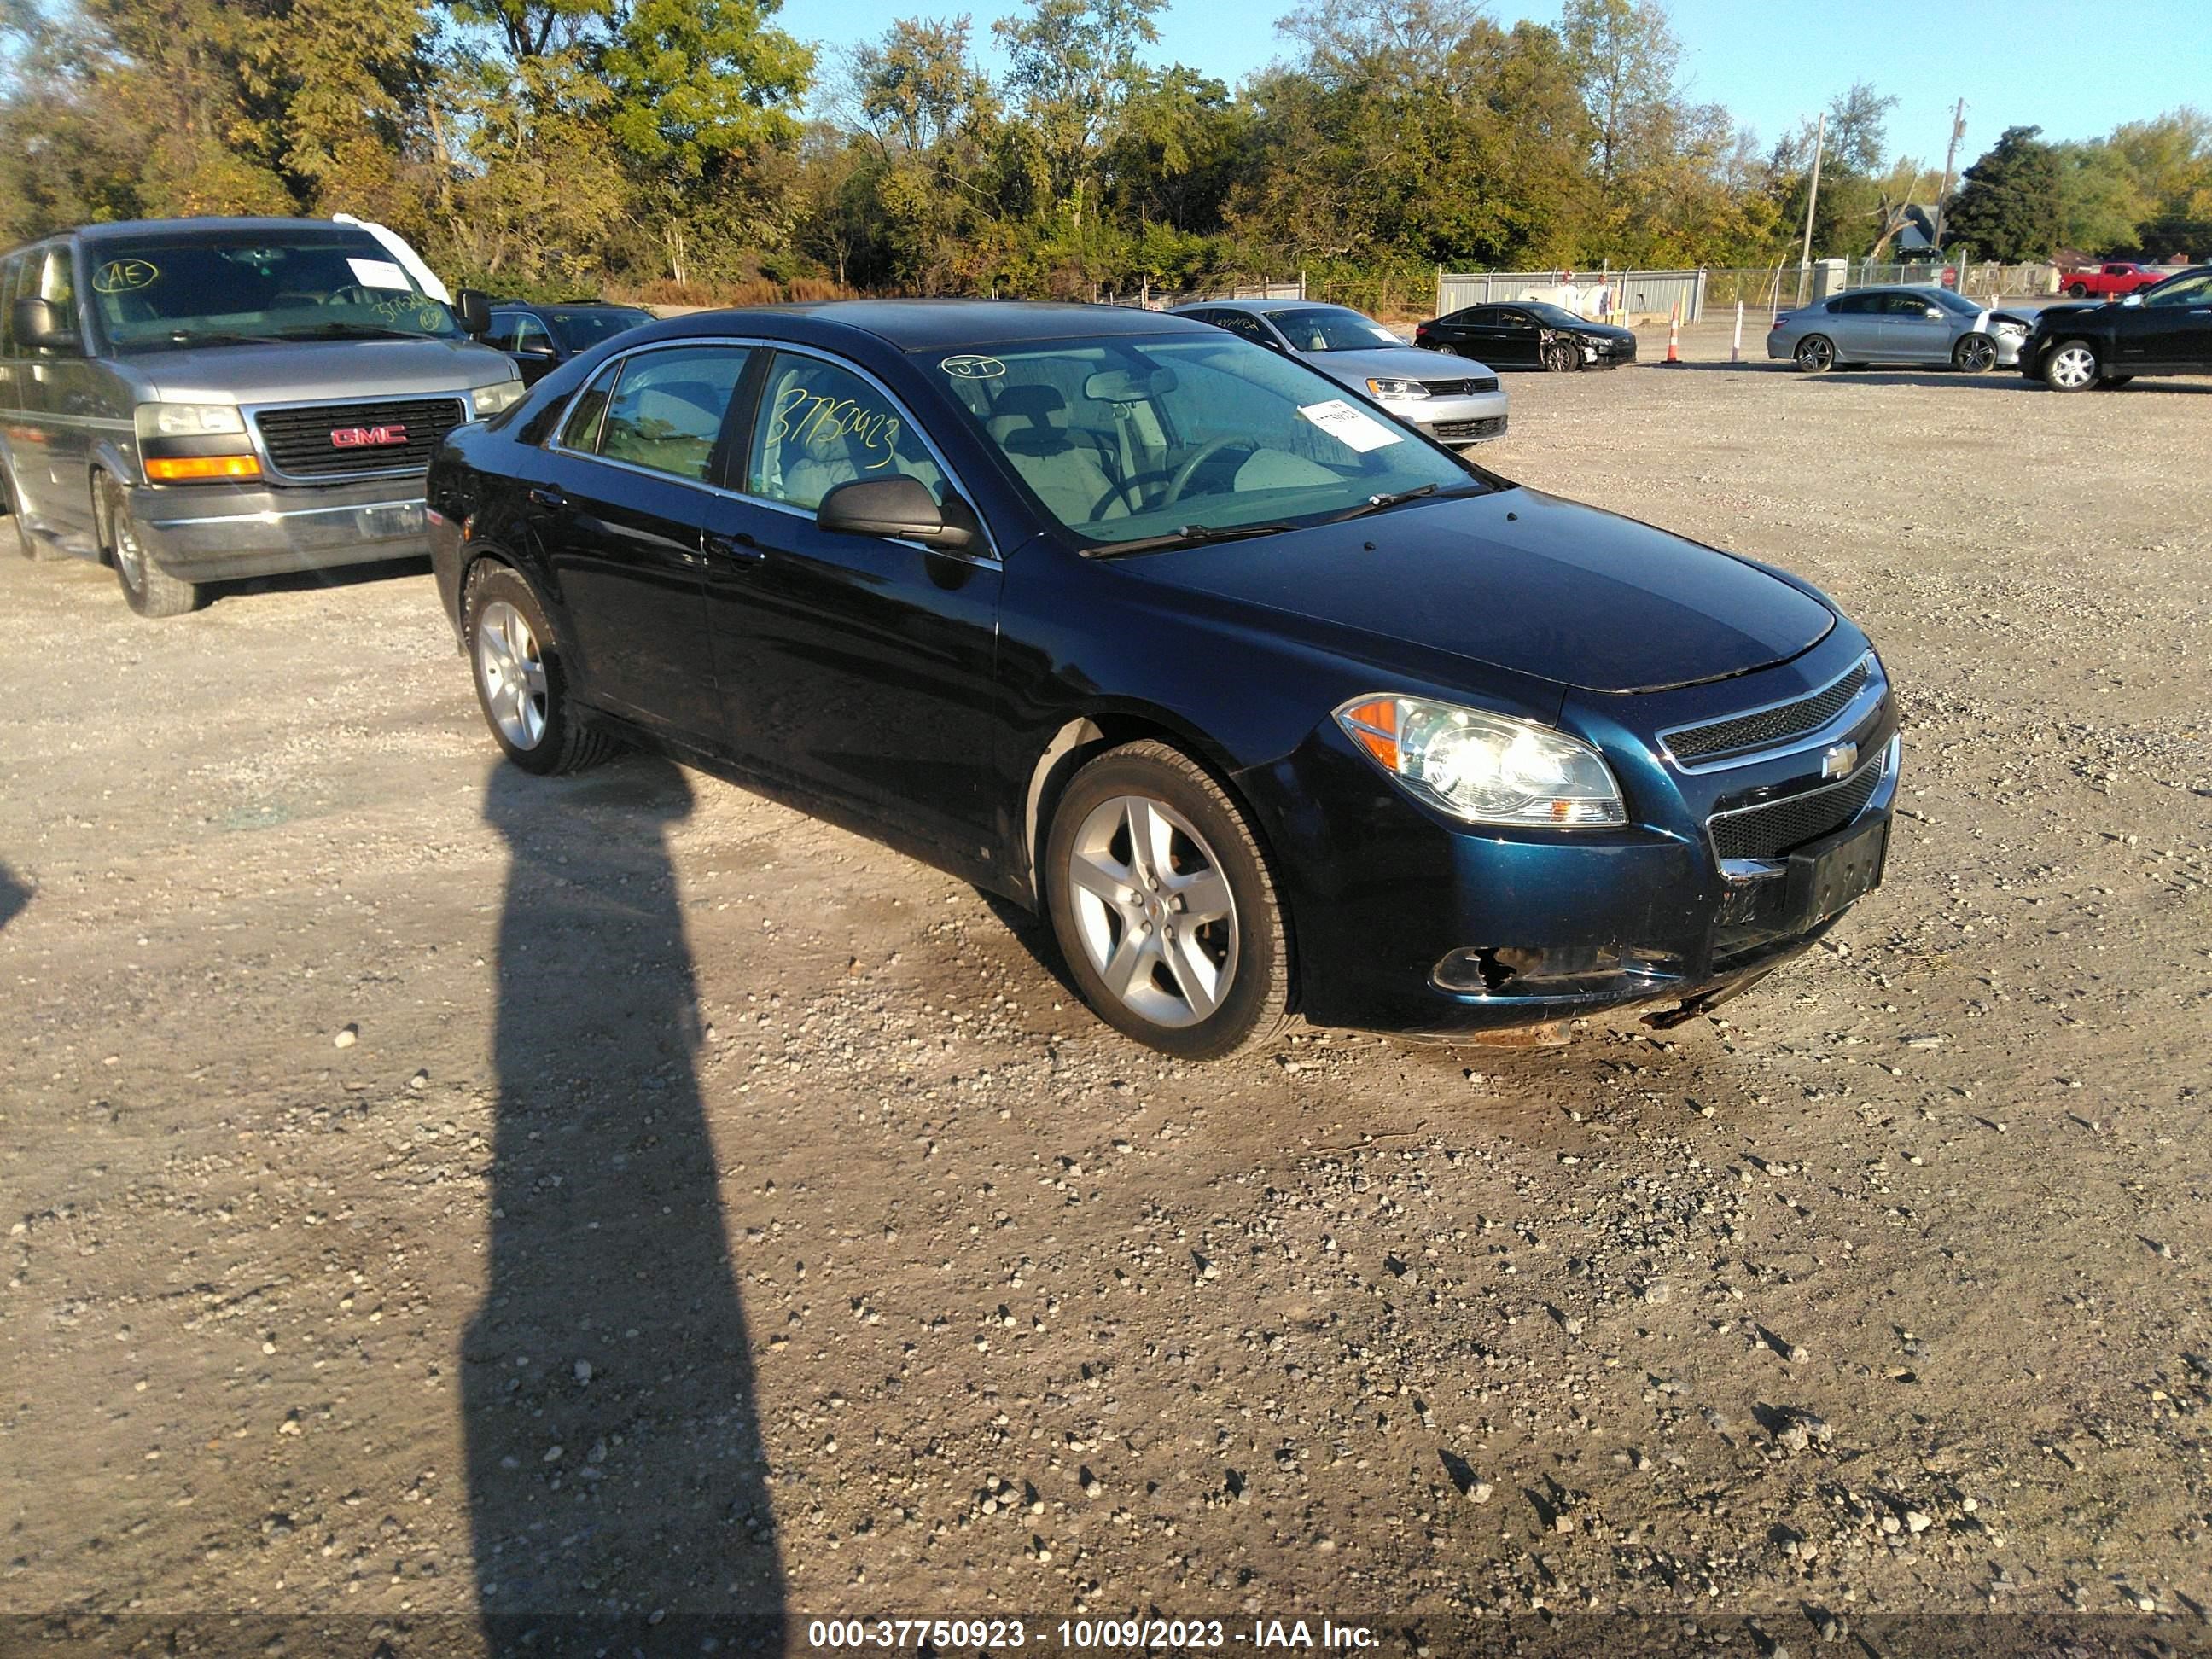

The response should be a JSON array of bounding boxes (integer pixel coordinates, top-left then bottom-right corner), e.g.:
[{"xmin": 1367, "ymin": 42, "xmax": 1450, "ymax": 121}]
[
  {"xmin": 2066, "ymin": 282, "xmax": 2088, "ymax": 298},
  {"xmin": 1794, "ymin": 334, "xmax": 1836, "ymax": 374},
  {"xmin": 1952, "ymin": 332, "xmax": 1998, "ymax": 374},
  {"xmin": 463, "ymin": 561, "xmax": 618, "ymax": 775},
  {"xmin": 99, "ymin": 473, "xmax": 197, "ymax": 617},
  {"xmin": 1045, "ymin": 740, "xmax": 1291, "ymax": 1061},
  {"xmin": 2042, "ymin": 340, "xmax": 2100, "ymax": 392}
]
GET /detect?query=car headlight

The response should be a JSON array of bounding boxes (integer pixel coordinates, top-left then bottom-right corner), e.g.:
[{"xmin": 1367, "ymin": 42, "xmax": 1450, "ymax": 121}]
[
  {"xmin": 135, "ymin": 402, "xmax": 245, "ymax": 439},
  {"xmin": 472, "ymin": 379, "xmax": 526, "ymax": 416},
  {"xmin": 1365, "ymin": 377, "xmax": 1431, "ymax": 401},
  {"xmin": 1336, "ymin": 696, "xmax": 1627, "ymax": 827},
  {"xmin": 1994, "ymin": 321, "xmax": 2028, "ymax": 336}
]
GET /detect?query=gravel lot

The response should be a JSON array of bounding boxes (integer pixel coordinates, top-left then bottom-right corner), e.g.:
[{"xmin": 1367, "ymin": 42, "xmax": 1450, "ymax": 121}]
[{"xmin": 3, "ymin": 354, "xmax": 2208, "ymax": 1657}]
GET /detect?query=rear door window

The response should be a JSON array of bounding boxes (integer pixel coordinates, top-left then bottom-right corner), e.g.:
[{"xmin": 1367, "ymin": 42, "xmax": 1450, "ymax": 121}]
[{"xmin": 596, "ymin": 346, "xmax": 750, "ymax": 482}]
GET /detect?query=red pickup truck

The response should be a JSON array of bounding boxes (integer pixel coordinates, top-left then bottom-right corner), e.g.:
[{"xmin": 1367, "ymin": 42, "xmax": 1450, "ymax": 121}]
[{"xmin": 2059, "ymin": 263, "xmax": 2168, "ymax": 299}]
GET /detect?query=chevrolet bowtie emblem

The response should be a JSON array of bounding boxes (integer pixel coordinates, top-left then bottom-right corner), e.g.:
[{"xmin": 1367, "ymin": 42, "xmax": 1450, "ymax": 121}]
[{"xmin": 1821, "ymin": 741, "xmax": 1860, "ymax": 780}]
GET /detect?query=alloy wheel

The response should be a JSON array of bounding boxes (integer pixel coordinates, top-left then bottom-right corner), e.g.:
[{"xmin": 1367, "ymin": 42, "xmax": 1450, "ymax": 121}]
[
  {"xmin": 1063, "ymin": 793, "xmax": 1239, "ymax": 1029},
  {"xmin": 1954, "ymin": 335, "xmax": 1997, "ymax": 374},
  {"xmin": 2046, "ymin": 344, "xmax": 2098, "ymax": 391},
  {"xmin": 106, "ymin": 481, "xmax": 148, "ymax": 593},
  {"xmin": 474, "ymin": 598, "xmax": 550, "ymax": 750},
  {"xmin": 1796, "ymin": 335, "xmax": 1834, "ymax": 373}
]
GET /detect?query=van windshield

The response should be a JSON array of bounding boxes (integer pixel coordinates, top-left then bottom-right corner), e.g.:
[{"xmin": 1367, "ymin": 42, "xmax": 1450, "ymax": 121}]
[{"xmin": 85, "ymin": 230, "xmax": 462, "ymax": 352}]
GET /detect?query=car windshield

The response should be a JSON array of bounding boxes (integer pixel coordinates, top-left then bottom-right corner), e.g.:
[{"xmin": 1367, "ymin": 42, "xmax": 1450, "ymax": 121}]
[
  {"xmin": 548, "ymin": 307, "xmax": 652, "ymax": 351},
  {"xmin": 934, "ymin": 334, "xmax": 1484, "ymax": 549},
  {"xmin": 85, "ymin": 230, "xmax": 461, "ymax": 351},
  {"xmin": 2141, "ymin": 269, "xmax": 2212, "ymax": 306},
  {"xmin": 1260, "ymin": 307, "xmax": 1402, "ymax": 352},
  {"xmin": 1516, "ymin": 302, "xmax": 1593, "ymax": 329}
]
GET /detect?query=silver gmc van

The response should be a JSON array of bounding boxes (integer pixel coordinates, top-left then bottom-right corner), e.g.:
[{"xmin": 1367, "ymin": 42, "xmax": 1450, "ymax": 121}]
[{"xmin": 0, "ymin": 217, "xmax": 521, "ymax": 616}]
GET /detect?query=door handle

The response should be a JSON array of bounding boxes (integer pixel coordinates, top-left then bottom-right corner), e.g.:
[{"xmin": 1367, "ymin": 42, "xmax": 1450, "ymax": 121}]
[
  {"xmin": 526, "ymin": 485, "xmax": 565, "ymax": 511},
  {"xmin": 704, "ymin": 530, "xmax": 764, "ymax": 562}
]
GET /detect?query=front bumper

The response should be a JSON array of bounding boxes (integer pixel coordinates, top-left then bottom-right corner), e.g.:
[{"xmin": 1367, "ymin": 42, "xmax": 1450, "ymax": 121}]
[
  {"xmin": 1245, "ymin": 643, "xmax": 1900, "ymax": 1035},
  {"xmin": 1406, "ymin": 389, "xmax": 1511, "ymax": 445},
  {"xmin": 131, "ymin": 474, "xmax": 432, "ymax": 581},
  {"xmin": 1989, "ymin": 330, "xmax": 2028, "ymax": 366}
]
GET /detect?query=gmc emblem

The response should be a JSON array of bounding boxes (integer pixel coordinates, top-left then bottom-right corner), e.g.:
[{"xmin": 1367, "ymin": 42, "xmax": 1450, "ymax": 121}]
[{"xmin": 330, "ymin": 424, "xmax": 409, "ymax": 449}]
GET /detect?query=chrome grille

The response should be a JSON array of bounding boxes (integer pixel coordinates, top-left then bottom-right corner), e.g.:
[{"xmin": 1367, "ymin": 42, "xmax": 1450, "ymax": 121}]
[
  {"xmin": 1709, "ymin": 755, "xmax": 1884, "ymax": 860},
  {"xmin": 1668, "ymin": 660, "xmax": 1871, "ymax": 763}
]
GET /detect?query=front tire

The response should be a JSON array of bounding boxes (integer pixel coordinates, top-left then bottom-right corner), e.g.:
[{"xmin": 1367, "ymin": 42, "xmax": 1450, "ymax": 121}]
[
  {"xmin": 1952, "ymin": 332, "xmax": 1997, "ymax": 374},
  {"xmin": 1541, "ymin": 340, "xmax": 1580, "ymax": 373},
  {"xmin": 99, "ymin": 473, "xmax": 197, "ymax": 617},
  {"xmin": 463, "ymin": 561, "xmax": 617, "ymax": 775},
  {"xmin": 1045, "ymin": 740, "xmax": 1291, "ymax": 1061},
  {"xmin": 1794, "ymin": 335, "xmax": 1836, "ymax": 374},
  {"xmin": 2042, "ymin": 340, "xmax": 2100, "ymax": 392}
]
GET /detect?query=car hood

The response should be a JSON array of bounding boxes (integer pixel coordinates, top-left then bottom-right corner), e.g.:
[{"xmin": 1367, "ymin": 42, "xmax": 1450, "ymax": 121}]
[
  {"xmin": 1131, "ymin": 486, "xmax": 1835, "ymax": 695},
  {"xmin": 1302, "ymin": 346, "xmax": 1487, "ymax": 384},
  {"xmin": 1564, "ymin": 320, "xmax": 1636, "ymax": 342},
  {"xmin": 129, "ymin": 336, "xmax": 517, "ymax": 404},
  {"xmin": 2029, "ymin": 301, "xmax": 2104, "ymax": 331}
]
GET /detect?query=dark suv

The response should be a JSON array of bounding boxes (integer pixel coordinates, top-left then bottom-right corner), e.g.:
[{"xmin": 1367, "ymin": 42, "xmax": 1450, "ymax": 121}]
[
  {"xmin": 2022, "ymin": 265, "xmax": 2212, "ymax": 390},
  {"xmin": 483, "ymin": 300, "xmax": 653, "ymax": 385}
]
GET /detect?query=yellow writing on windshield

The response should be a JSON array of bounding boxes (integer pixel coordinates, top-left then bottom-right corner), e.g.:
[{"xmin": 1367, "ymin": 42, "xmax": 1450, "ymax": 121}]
[{"xmin": 771, "ymin": 383, "xmax": 900, "ymax": 470}]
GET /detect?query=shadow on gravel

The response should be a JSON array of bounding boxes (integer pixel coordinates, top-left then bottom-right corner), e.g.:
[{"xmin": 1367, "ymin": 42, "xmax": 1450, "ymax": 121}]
[
  {"xmin": 466, "ymin": 753, "xmax": 785, "ymax": 1655},
  {"xmin": 0, "ymin": 863, "xmax": 26, "ymax": 933},
  {"xmin": 201, "ymin": 554, "xmax": 434, "ymax": 608}
]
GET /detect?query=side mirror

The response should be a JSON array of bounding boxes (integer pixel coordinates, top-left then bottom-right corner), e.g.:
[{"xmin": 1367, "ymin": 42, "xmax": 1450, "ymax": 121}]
[
  {"xmin": 11, "ymin": 296, "xmax": 79, "ymax": 352},
  {"xmin": 453, "ymin": 288, "xmax": 492, "ymax": 337},
  {"xmin": 1924, "ymin": 306, "xmax": 1945, "ymax": 319},
  {"xmin": 517, "ymin": 338, "xmax": 557, "ymax": 358},
  {"xmin": 817, "ymin": 474, "xmax": 973, "ymax": 552}
]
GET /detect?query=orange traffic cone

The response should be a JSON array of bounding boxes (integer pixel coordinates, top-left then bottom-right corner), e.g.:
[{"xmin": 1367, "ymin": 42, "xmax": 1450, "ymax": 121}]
[{"xmin": 1664, "ymin": 306, "xmax": 1682, "ymax": 364}]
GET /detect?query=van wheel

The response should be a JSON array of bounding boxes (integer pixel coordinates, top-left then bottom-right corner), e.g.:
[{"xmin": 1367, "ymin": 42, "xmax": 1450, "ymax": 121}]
[
  {"xmin": 5, "ymin": 464, "xmax": 66, "ymax": 562},
  {"xmin": 463, "ymin": 560, "xmax": 617, "ymax": 775},
  {"xmin": 99, "ymin": 474, "xmax": 197, "ymax": 616},
  {"xmin": 1045, "ymin": 740, "xmax": 1291, "ymax": 1061}
]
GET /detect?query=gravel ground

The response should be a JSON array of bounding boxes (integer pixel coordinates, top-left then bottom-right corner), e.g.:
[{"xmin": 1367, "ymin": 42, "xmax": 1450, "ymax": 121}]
[{"xmin": 2, "ymin": 357, "xmax": 2208, "ymax": 1658}]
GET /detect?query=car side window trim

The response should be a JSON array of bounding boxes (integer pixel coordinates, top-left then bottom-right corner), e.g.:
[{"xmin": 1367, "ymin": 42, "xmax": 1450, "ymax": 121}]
[{"xmin": 539, "ymin": 335, "xmax": 999, "ymax": 562}]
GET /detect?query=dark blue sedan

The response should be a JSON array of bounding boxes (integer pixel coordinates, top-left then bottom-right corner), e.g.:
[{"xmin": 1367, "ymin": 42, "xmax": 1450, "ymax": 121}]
[{"xmin": 427, "ymin": 302, "xmax": 1899, "ymax": 1059}]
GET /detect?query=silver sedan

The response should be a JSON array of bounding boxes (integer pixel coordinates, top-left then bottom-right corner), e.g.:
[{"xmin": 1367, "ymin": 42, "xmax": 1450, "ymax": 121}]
[
  {"xmin": 1169, "ymin": 300, "xmax": 1509, "ymax": 446},
  {"xmin": 1767, "ymin": 286, "xmax": 2033, "ymax": 374}
]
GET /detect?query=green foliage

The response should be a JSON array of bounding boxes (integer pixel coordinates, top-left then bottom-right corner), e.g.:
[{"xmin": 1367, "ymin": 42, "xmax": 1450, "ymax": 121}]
[{"xmin": 1944, "ymin": 125, "xmax": 2063, "ymax": 263}]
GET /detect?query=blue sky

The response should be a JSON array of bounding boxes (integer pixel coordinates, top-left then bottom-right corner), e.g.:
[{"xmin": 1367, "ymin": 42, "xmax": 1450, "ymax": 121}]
[{"xmin": 788, "ymin": 0, "xmax": 2211, "ymax": 164}]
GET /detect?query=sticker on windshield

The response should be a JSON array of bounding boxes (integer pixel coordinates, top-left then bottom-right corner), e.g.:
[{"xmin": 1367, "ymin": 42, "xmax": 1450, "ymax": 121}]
[
  {"xmin": 93, "ymin": 259, "xmax": 160, "ymax": 294},
  {"xmin": 940, "ymin": 354, "xmax": 1005, "ymax": 379},
  {"xmin": 345, "ymin": 257, "xmax": 413, "ymax": 291},
  {"xmin": 1298, "ymin": 398, "xmax": 1404, "ymax": 453}
]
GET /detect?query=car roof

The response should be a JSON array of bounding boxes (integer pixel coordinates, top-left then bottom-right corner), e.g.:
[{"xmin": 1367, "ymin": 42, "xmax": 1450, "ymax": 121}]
[
  {"xmin": 632, "ymin": 300, "xmax": 1215, "ymax": 354},
  {"xmin": 1179, "ymin": 299, "xmax": 1354, "ymax": 316}
]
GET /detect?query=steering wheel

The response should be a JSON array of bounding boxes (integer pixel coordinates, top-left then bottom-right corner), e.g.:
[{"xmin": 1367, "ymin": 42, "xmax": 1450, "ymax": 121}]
[
  {"xmin": 1164, "ymin": 438, "xmax": 1258, "ymax": 506},
  {"xmin": 1089, "ymin": 469, "xmax": 1176, "ymax": 520},
  {"xmin": 325, "ymin": 283, "xmax": 387, "ymax": 308}
]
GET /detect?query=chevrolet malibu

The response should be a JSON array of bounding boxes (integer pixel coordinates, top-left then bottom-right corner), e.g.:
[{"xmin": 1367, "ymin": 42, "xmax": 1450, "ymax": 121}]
[{"xmin": 426, "ymin": 303, "xmax": 1900, "ymax": 1060}]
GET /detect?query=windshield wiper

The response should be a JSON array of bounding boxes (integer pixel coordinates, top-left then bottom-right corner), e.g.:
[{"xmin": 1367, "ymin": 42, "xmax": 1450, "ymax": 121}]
[
  {"xmin": 1313, "ymin": 482, "xmax": 1483, "ymax": 524},
  {"xmin": 270, "ymin": 323, "xmax": 438, "ymax": 342},
  {"xmin": 1081, "ymin": 521, "xmax": 1301, "ymax": 558},
  {"xmin": 144, "ymin": 331, "xmax": 289, "ymax": 350}
]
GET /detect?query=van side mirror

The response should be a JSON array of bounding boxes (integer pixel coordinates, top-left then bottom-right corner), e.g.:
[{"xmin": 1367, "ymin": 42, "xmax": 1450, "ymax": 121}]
[
  {"xmin": 11, "ymin": 296, "xmax": 79, "ymax": 352},
  {"xmin": 817, "ymin": 475, "xmax": 973, "ymax": 552},
  {"xmin": 453, "ymin": 288, "xmax": 492, "ymax": 337}
]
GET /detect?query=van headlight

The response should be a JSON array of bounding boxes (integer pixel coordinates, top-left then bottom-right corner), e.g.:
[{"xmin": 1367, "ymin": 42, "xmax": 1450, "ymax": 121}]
[
  {"xmin": 1336, "ymin": 696, "xmax": 1626, "ymax": 827},
  {"xmin": 135, "ymin": 402, "xmax": 245, "ymax": 439},
  {"xmin": 1364, "ymin": 377, "xmax": 1430, "ymax": 401},
  {"xmin": 472, "ymin": 379, "xmax": 526, "ymax": 416}
]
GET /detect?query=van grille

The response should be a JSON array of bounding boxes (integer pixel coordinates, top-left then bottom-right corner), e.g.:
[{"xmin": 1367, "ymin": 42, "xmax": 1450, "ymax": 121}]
[
  {"xmin": 254, "ymin": 397, "xmax": 467, "ymax": 478},
  {"xmin": 1667, "ymin": 660, "xmax": 1871, "ymax": 763},
  {"xmin": 1709, "ymin": 756, "xmax": 1883, "ymax": 860}
]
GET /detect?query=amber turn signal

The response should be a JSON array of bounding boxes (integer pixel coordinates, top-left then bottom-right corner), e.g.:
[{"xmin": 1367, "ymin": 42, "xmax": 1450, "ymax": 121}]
[{"xmin": 146, "ymin": 454, "xmax": 260, "ymax": 482}]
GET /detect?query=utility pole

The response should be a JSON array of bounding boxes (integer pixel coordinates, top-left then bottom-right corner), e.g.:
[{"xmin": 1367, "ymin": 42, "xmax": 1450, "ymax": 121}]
[
  {"xmin": 1797, "ymin": 112, "xmax": 1826, "ymax": 300},
  {"xmin": 1932, "ymin": 98, "xmax": 1967, "ymax": 252}
]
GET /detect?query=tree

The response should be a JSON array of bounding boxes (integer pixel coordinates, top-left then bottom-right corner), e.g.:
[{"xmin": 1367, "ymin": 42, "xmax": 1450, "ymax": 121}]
[
  {"xmin": 2052, "ymin": 140, "xmax": 2148, "ymax": 255},
  {"xmin": 1943, "ymin": 125, "xmax": 2062, "ymax": 261},
  {"xmin": 993, "ymin": 0, "xmax": 1163, "ymax": 225}
]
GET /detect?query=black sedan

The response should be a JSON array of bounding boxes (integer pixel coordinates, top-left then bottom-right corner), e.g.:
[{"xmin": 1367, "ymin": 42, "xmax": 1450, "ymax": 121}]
[
  {"xmin": 2019, "ymin": 265, "xmax": 2212, "ymax": 390},
  {"xmin": 481, "ymin": 300, "xmax": 655, "ymax": 384},
  {"xmin": 427, "ymin": 302, "xmax": 1897, "ymax": 1059},
  {"xmin": 1416, "ymin": 301, "xmax": 1639, "ymax": 371}
]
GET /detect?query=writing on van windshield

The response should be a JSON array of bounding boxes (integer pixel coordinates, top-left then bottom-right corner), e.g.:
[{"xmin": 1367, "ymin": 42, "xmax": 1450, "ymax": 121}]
[
  {"xmin": 93, "ymin": 259, "xmax": 160, "ymax": 294},
  {"xmin": 770, "ymin": 383, "xmax": 901, "ymax": 470}
]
